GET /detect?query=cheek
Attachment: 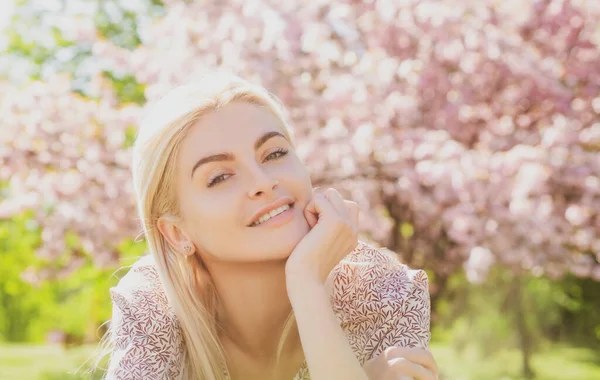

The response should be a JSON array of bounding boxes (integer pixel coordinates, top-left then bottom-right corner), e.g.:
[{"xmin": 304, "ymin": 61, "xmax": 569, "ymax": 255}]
[
  {"xmin": 182, "ymin": 195, "xmax": 237, "ymax": 241},
  {"xmin": 283, "ymin": 158, "xmax": 313, "ymax": 196}
]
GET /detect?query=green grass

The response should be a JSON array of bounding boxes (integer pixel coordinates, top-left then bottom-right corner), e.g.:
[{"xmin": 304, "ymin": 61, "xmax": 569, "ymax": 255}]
[
  {"xmin": 0, "ymin": 342, "xmax": 598, "ymax": 380},
  {"xmin": 0, "ymin": 344, "xmax": 100, "ymax": 380},
  {"xmin": 430, "ymin": 342, "xmax": 600, "ymax": 380}
]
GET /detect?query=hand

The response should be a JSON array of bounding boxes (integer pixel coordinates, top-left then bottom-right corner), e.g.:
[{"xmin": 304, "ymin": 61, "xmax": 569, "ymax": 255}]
[
  {"xmin": 363, "ymin": 347, "xmax": 439, "ymax": 380},
  {"xmin": 285, "ymin": 187, "xmax": 359, "ymax": 286}
]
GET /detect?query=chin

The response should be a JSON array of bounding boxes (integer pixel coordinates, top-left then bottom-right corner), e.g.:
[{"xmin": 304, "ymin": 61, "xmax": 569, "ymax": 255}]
[
  {"xmin": 238, "ymin": 200, "xmax": 310, "ymax": 254},
  {"xmin": 251, "ymin": 225, "xmax": 310, "ymax": 262},
  {"xmin": 268, "ymin": 235, "xmax": 305, "ymax": 259}
]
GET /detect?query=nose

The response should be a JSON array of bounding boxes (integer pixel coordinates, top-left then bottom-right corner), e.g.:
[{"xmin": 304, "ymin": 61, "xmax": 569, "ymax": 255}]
[{"xmin": 246, "ymin": 165, "xmax": 279, "ymax": 199}]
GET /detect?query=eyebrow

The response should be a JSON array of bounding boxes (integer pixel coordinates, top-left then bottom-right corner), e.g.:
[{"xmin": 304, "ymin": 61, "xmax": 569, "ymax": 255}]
[{"xmin": 190, "ymin": 131, "xmax": 287, "ymax": 179}]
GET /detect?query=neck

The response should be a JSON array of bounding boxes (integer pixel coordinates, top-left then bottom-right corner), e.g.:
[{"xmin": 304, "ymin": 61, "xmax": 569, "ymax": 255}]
[{"xmin": 204, "ymin": 258, "xmax": 300, "ymax": 360}]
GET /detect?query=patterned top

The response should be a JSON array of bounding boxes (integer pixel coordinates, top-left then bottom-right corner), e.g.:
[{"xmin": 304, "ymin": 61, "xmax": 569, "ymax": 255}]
[{"xmin": 106, "ymin": 241, "xmax": 431, "ymax": 379}]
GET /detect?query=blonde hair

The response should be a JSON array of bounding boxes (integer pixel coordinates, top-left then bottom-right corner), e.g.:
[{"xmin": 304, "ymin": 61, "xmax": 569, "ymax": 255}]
[{"xmin": 94, "ymin": 71, "xmax": 298, "ymax": 379}]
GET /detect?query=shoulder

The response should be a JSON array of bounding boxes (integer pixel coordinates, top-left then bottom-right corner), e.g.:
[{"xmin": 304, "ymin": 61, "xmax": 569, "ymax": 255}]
[
  {"xmin": 111, "ymin": 254, "xmax": 159, "ymax": 290},
  {"xmin": 329, "ymin": 241, "xmax": 431, "ymax": 363},
  {"xmin": 328, "ymin": 241, "xmax": 429, "ymax": 301},
  {"xmin": 107, "ymin": 255, "xmax": 184, "ymax": 379},
  {"xmin": 109, "ymin": 255, "xmax": 181, "ymax": 341},
  {"xmin": 112, "ymin": 254, "xmax": 160, "ymax": 293}
]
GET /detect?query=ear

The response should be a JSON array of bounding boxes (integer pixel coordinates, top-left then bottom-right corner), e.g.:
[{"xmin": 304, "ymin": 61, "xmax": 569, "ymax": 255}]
[{"xmin": 157, "ymin": 217, "xmax": 195, "ymax": 257}]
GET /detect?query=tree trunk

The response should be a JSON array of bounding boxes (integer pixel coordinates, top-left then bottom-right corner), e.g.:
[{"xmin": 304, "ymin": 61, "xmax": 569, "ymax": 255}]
[{"xmin": 513, "ymin": 275, "xmax": 535, "ymax": 379}]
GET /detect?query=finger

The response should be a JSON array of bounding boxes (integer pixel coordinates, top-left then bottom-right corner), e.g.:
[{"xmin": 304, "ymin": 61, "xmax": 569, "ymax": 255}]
[
  {"xmin": 385, "ymin": 347, "xmax": 438, "ymax": 376},
  {"xmin": 390, "ymin": 358, "xmax": 432, "ymax": 380},
  {"xmin": 303, "ymin": 198, "xmax": 319, "ymax": 228},
  {"xmin": 323, "ymin": 188, "xmax": 350, "ymax": 219},
  {"xmin": 304, "ymin": 193, "xmax": 336, "ymax": 221},
  {"xmin": 344, "ymin": 200, "xmax": 359, "ymax": 232}
]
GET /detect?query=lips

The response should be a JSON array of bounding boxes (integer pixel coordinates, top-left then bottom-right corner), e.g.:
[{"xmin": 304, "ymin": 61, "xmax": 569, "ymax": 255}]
[{"xmin": 247, "ymin": 196, "xmax": 295, "ymax": 227}]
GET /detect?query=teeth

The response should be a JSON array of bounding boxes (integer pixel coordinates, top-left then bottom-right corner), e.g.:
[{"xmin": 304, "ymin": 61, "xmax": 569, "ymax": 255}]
[{"xmin": 252, "ymin": 204, "xmax": 290, "ymax": 226}]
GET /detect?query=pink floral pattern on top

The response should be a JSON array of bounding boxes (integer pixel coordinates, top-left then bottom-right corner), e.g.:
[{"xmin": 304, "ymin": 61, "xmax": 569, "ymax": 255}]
[{"xmin": 105, "ymin": 241, "xmax": 430, "ymax": 379}]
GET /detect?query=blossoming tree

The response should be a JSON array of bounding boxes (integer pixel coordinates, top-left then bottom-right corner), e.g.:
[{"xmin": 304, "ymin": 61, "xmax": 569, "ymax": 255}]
[{"xmin": 1, "ymin": 0, "xmax": 599, "ymax": 286}]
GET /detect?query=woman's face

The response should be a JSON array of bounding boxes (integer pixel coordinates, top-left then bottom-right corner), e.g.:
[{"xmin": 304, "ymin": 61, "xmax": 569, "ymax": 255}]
[{"xmin": 174, "ymin": 102, "xmax": 313, "ymax": 263}]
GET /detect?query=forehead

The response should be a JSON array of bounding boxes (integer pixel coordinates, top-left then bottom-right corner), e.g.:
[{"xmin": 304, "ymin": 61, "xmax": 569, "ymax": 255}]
[{"xmin": 183, "ymin": 102, "xmax": 283, "ymax": 151}]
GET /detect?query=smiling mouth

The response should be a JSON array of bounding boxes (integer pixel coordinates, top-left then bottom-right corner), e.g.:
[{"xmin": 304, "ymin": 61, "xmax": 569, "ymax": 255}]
[{"xmin": 249, "ymin": 203, "xmax": 295, "ymax": 227}]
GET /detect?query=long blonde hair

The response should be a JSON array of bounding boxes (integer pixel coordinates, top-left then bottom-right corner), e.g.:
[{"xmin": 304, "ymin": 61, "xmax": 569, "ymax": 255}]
[{"xmin": 97, "ymin": 72, "xmax": 298, "ymax": 379}]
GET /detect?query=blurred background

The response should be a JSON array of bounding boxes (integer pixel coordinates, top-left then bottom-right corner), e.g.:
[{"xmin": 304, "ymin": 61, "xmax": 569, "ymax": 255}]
[{"xmin": 0, "ymin": 0, "xmax": 599, "ymax": 379}]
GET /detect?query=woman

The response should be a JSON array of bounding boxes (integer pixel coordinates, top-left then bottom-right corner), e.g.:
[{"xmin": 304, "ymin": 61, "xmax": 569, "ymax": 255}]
[{"xmin": 104, "ymin": 72, "xmax": 438, "ymax": 380}]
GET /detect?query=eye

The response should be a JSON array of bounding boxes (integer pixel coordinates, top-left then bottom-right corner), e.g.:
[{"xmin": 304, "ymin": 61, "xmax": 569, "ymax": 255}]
[
  {"xmin": 264, "ymin": 148, "xmax": 288, "ymax": 162},
  {"xmin": 207, "ymin": 173, "xmax": 231, "ymax": 188}
]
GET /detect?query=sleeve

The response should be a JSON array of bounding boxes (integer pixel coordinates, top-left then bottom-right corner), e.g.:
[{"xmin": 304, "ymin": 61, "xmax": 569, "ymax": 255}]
[
  {"xmin": 105, "ymin": 272, "xmax": 184, "ymax": 380},
  {"xmin": 330, "ymin": 243, "xmax": 431, "ymax": 364},
  {"xmin": 382, "ymin": 267, "xmax": 431, "ymax": 349},
  {"xmin": 362, "ymin": 256, "xmax": 431, "ymax": 361}
]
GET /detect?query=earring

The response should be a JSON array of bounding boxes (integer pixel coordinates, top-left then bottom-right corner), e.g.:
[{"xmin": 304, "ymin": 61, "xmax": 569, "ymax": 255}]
[{"xmin": 184, "ymin": 245, "xmax": 192, "ymax": 253}]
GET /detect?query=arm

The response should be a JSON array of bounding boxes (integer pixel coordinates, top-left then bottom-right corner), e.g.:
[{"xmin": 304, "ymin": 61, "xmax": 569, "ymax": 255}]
[
  {"xmin": 284, "ymin": 188, "xmax": 368, "ymax": 380},
  {"xmin": 287, "ymin": 276, "xmax": 369, "ymax": 380}
]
